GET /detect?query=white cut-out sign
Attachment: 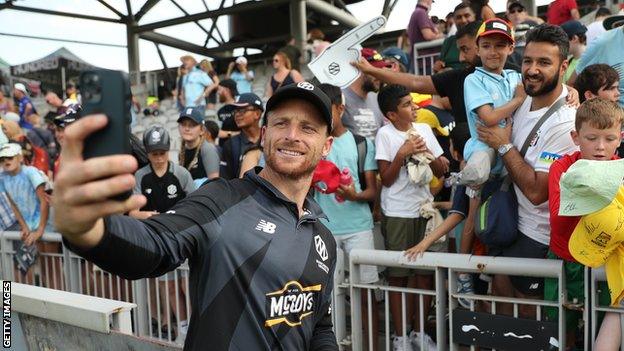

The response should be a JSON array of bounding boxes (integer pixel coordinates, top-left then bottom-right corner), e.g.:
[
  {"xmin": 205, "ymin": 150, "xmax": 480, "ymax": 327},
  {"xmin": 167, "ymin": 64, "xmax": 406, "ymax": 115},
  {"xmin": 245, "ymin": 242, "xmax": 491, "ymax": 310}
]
[{"xmin": 308, "ymin": 16, "xmax": 386, "ymax": 88}]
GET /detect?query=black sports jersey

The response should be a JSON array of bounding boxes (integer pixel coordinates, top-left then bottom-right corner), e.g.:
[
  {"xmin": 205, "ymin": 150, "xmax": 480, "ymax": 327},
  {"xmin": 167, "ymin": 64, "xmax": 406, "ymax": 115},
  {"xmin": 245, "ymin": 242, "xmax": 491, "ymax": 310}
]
[
  {"xmin": 134, "ymin": 162, "xmax": 195, "ymax": 213},
  {"xmin": 65, "ymin": 169, "xmax": 338, "ymax": 350}
]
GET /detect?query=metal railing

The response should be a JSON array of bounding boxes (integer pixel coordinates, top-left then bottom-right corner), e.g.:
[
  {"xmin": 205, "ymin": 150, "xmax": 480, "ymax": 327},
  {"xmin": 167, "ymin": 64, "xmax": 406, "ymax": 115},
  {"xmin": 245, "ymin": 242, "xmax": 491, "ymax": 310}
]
[
  {"xmin": 587, "ymin": 267, "xmax": 624, "ymax": 351},
  {"xmin": 0, "ymin": 231, "xmax": 190, "ymax": 346},
  {"xmin": 348, "ymin": 249, "xmax": 567, "ymax": 351},
  {"xmin": 412, "ymin": 38, "xmax": 444, "ymax": 76},
  {"xmin": 4, "ymin": 231, "xmax": 624, "ymax": 350}
]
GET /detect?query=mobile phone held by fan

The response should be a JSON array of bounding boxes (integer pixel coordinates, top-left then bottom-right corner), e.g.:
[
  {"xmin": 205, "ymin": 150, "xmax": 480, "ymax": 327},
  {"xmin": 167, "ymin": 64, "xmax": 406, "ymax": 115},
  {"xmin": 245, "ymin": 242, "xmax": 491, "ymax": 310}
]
[{"xmin": 80, "ymin": 69, "xmax": 133, "ymax": 201}]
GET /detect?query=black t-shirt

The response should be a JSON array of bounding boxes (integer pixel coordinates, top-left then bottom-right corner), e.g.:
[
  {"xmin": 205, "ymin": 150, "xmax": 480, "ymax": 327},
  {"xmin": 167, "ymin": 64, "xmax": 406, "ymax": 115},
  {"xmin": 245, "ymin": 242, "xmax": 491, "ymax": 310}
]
[
  {"xmin": 217, "ymin": 105, "xmax": 240, "ymax": 148},
  {"xmin": 183, "ymin": 147, "xmax": 207, "ymax": 179},
  {"xmin": 431, "ymin": 67, "xmax": 474, "ymax": 124}
]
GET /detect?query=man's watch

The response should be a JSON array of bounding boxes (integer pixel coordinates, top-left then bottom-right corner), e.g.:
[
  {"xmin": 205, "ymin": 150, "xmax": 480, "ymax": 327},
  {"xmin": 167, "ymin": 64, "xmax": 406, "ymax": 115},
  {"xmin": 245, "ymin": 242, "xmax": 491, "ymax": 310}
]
[{"xmin": 497, "ymin": 143, "xmax": 514, "ymax": 156}]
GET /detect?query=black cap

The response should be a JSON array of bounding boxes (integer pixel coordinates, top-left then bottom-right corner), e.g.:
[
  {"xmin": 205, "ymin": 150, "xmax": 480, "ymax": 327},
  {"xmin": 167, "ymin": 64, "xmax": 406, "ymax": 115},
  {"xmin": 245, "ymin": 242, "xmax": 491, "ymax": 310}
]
[
  {"xmin": 265, "ymin": 82, "xmax": 333, "ymax": 132},
  {"xmin": 508, "ymin": 0, "xmax": 525, "ymax": 11},
  {"xmin": 603, "ymin": 15, "xmax": 624, "ymax": 30},
  {"xmin": 143, "ymin": 125, "xmax": 170, "ymax": 152},
  {"xmin": 561, "ymin": 20, "xmax": 587, "ymax": 37},
  {"xmin": 219, "ymin": 79, "xmax": 238, "ymax": 96},
  {"xmin": 177, "ymin": 106, "xmax": 204, "ymax": 124},
  {"xmin": 53, "ymin": 104, "xmax": 82, "ymax": 128},
  {"xmin": 228, "ymin": 92, "xmax": 264, "ymax": 111}
]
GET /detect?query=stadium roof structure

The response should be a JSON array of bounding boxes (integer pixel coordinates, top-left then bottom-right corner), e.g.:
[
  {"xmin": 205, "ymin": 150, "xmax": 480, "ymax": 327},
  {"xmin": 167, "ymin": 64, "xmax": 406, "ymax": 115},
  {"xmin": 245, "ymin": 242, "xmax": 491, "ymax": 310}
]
[{"xmin": 0, "ymin": 0, "xmax": 403, "ymax": 73}]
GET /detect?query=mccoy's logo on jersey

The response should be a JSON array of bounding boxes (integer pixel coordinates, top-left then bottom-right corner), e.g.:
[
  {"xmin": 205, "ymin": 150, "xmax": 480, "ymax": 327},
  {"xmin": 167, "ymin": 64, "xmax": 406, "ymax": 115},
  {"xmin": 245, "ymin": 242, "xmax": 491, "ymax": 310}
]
[{"xmin": 265, "ymin": 281, "xmax": 321, "ymax": 327}]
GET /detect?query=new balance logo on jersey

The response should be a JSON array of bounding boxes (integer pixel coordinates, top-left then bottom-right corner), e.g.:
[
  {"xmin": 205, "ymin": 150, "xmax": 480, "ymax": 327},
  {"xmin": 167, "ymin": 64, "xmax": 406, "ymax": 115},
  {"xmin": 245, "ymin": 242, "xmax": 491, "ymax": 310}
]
[
  {"xmin": 265, "ymin": 281, "xmax": 321, "ymax": 327},
  {"xmin": 255, "ymin": 220, "xmax": 276, "ymax": 234}
]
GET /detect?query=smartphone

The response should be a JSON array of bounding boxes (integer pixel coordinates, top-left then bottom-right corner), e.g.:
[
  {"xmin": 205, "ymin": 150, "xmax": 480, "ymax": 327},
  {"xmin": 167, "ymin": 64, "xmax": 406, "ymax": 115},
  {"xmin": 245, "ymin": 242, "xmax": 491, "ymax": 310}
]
[{"xmin": 80, "ymin": 69, "xmax": 133, "ymax": 200}]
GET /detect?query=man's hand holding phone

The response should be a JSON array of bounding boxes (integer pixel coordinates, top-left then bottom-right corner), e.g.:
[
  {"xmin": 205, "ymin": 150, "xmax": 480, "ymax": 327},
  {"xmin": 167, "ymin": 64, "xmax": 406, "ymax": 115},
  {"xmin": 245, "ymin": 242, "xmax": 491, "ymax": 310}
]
[{"xmin": 52, "ymin": 115, "xmax": 146, "ymax": 247}]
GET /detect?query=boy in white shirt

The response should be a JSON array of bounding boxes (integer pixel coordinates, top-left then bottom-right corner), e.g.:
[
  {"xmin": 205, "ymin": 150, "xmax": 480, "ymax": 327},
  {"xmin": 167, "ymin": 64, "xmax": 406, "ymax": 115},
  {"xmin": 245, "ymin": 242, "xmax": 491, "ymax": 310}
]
[{"xmin": 375, "ymin": 84, "xmax": 447, "ymax": 351}]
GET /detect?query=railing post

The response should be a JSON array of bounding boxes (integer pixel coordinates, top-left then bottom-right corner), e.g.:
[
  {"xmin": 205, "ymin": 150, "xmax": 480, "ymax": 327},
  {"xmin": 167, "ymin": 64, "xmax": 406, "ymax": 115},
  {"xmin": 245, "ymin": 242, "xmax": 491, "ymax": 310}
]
[
  {"xmin": 62, "ymin": 243, "xmax": 81, "ymax": 293},
  {"xmin": 557, "ymin": 259, "xmax": 567, "ymax": 351},
  {"xmin": 332, "ymin": 247, "xmax": 347, "ymax": 349},
  {"xmin": 435, "ymin": 266, "xmax": 447, "ymax": 351},
  {"xmin": 133, "ymin": 278, "xmax": 150, "ymax": 337},
  {"xmin": 349, "ymin": 254, "xmax": 363, "ymax": 351},
  {"xmin": 0, "ymin": 231, "xmax": 15, "ymax": 281}
]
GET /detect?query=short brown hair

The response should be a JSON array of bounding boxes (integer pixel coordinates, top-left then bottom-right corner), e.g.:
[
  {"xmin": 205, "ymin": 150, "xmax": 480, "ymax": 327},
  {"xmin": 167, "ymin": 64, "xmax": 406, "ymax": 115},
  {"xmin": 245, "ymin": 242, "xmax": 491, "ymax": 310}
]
[
  {"xmin": 575, "ymin": 98, "xmax": 624, "ymax": 131},
  {"xmin": 575, "ymin": 64, "xmax": 619, "ymax": 103}
]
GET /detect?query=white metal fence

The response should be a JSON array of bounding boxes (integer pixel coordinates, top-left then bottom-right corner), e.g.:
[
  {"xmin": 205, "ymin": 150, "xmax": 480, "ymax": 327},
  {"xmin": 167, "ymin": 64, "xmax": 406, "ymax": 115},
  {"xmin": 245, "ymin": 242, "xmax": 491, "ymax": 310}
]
[
  {"xmin": 4, "ymin": 231, "xmax": 624, "ymax": 350},
  {"xmin": 412, "ymin": 38, "xmax": 443, "ymax": 76},
  {"xmin": 0, "ymin": 231, "xmax": 190, "ymax": 346}
]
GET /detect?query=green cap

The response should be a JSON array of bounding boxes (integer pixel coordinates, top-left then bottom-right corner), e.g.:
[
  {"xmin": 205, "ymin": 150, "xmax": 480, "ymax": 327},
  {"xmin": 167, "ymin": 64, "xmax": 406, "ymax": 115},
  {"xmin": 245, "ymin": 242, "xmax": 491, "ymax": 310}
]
[{"xmin": 559, "ymin": 159, "xmax": 624, "ymax": 216}]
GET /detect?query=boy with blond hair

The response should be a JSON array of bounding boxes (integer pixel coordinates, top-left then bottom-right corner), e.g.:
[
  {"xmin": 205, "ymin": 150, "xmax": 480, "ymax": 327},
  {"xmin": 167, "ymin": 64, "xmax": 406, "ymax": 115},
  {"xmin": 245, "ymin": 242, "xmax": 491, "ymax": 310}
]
[{"xmin": 547, "ymin": 98, "xmax": 624, "ymax": 347}]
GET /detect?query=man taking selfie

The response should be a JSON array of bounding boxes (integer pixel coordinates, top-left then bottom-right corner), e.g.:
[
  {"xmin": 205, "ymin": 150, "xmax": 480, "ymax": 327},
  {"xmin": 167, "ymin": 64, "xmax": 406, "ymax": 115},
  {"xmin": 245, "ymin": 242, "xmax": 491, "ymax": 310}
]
[{"xmin": 52, "ymin": 82, "xmax": 339, "ymax": 351}]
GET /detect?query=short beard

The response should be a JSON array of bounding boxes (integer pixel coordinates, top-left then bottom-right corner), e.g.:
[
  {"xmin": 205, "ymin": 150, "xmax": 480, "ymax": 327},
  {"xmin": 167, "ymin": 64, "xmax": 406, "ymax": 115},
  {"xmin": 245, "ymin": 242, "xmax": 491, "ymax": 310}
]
[
  {"xmin": 264, "ymin": 153, "xmax": 317, "ymax": 180},
  {"xmin": 524, "ymin": 64, "xmax": 562, "ymax": 97},
  {"xmin": 524, "ymin": 73, "xmax": 560, "ymax": 97},
  {"xmin": 263, "ymin": 141, "xmax": 320, "ymax": 181},
  {"xmin": 362, "ymin": 77, "xmax": 378, "ymax": 93}
]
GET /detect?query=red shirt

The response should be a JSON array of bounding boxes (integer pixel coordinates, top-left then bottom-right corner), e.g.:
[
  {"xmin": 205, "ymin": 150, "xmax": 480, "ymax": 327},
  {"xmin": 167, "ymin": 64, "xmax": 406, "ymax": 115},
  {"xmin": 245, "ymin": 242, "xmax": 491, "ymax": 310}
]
[
  {"xmin": 547, "ymin": 0, "xmax": 578, "ymax": 25},
  {"xmin": 548, "ymin": 151, "xmax": 619, "ymax": 261}
]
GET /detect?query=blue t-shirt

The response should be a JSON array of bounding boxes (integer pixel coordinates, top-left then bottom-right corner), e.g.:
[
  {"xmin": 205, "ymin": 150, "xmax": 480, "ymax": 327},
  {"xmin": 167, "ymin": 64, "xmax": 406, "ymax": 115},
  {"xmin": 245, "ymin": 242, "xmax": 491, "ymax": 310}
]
[
  {"xmin": 314, "ymin": 131, "xmax": 377, "ymax": 235},
  {"xmin": 230, "ymin": 71, "xmax": 253, "ymax": 94},
  {"xmin": 0, "ymin": 166, "xmax": 45, "ymax": 231},
  {"xmin": 16, "ymin": 96, "xmax": 35, "ymax": 129},
  {"xmin": 575, "ymin": 28, "xmax": 624, "ymax": 107},
  {"xmin": 182, "ymin": 67, "xmax": 213, "ymax": 107},
  {"xmin": 463, "ymin": 67, "xmax": 522, "ymax": 173}
]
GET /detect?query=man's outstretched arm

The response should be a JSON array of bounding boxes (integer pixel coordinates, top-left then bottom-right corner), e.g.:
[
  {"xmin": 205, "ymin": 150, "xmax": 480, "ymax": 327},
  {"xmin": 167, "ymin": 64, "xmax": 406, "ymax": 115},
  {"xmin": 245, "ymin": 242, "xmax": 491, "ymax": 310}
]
[
  {"xmin": 53, "ymin": 115, "xmax": 204, "ymax": 279},
  {"xmin": 353, "ymin": 58, "xmax": 438, "ymax": 95}
]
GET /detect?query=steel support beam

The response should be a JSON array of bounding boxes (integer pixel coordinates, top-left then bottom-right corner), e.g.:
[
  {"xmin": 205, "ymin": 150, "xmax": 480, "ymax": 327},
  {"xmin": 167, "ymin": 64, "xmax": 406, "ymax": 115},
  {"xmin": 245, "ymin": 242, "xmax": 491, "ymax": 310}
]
[
  {"xmin": 135, "ymin": 0, "xmax": 291, "ymax": 33},
  {"xmin": 305, "ymin": 0, "xmax": 361, "ymax": 28},
  {"xmin": 381, "ymin": 0, "xmax": 399, "ymax": 18},
  {"xmin": 139, "ymin": 30, "xmax": 290, "ymax": 57},
  {"xmin": 127, "ymin": 22, "xmax": 140, "ymax": 73},
  {"xmin": 0, "ymin": 4, "xmax": 123, "ymax": 23},
  {"xmin": 290, "ymin": 0, "xmax": 307, "ymax": 54},
  {"xmin": 0, "ymin": 31, "xmax": 125, "ymax": 48},
  {"xmin": 205, "ymin": 0, "xmax": 227, "ymax": 46},
  {"xmin": 139, "ymin": 31, "xmax": 224, "ymax": 58},
  {"xmin": 95, "ymin": 0, "xmax": 125, "ymax": 19},
  {"xmin": 134, "ymin": 0, "xmax": 161, "ymax": 21},
  {"xmin": 154, "ymin": 43, "xmax": 173, "ymax": 85}
]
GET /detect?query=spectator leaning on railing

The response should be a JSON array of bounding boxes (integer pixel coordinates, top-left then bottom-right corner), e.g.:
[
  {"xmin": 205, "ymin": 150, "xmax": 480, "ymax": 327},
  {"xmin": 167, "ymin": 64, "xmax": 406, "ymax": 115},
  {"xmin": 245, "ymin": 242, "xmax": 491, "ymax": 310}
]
[{"xmin": 0, "ymin": 142, "xmax": 49, "ymax": 247}]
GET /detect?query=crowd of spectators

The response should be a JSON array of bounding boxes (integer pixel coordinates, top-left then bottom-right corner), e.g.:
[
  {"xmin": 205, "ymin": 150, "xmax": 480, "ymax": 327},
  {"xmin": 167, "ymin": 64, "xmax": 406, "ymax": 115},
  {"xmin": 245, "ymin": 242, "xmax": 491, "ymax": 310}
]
[{"xmin": 1, "ymin": 0, "xmax": 624, "ymax": 349}]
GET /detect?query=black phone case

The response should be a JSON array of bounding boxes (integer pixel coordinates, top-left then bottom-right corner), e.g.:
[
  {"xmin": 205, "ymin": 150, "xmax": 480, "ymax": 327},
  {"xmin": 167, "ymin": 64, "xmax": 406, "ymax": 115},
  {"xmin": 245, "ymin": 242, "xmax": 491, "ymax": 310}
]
[{"xmin": 80, "ymin": 69, "xmax": 133, "ymax": 200}]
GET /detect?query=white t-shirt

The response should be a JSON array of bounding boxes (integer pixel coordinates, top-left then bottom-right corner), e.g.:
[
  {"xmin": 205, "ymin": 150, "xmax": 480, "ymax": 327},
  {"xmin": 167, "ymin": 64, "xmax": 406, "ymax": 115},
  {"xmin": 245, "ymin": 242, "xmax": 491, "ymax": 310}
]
[
  {"xmin": 511, "ymin": 86, "xmax": 578, "ymax": 245},
  {"xmin": 375, "ymin": 122, "xmax": 443, "ymax": 218},
  {"xmin": 585, "ymin": 20, "xmax": 606, "ymax": 46}
]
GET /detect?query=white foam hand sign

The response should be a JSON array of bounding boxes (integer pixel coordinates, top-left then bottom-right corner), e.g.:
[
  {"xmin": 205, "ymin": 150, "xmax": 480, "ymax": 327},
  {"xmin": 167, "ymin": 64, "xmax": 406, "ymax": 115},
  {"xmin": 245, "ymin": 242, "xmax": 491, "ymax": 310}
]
[{"xmin": 308, "ymin": 16, "xmax": 386, "ymax": 88}]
